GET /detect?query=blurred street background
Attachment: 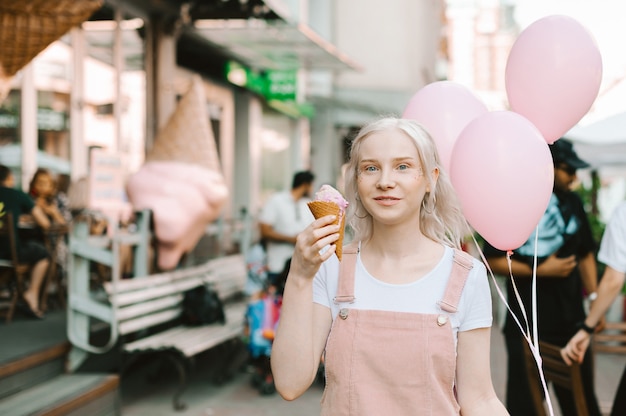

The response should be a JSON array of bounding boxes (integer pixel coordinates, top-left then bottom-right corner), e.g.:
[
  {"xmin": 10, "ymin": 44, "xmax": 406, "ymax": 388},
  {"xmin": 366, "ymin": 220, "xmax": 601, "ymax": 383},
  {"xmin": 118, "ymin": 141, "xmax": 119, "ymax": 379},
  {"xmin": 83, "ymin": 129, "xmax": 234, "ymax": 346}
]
[{"xmin": 2, "ymin": 0, "xmax": 626, "ymax": 415}]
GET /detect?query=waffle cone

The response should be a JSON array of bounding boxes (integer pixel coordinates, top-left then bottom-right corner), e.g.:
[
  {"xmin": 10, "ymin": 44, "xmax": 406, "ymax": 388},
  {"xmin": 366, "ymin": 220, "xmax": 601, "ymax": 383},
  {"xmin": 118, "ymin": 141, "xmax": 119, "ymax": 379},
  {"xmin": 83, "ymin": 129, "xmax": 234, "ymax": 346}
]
[
  {"xmin": 307, "ymin": 201, "xmax": 345, "ymax": 261},
  {"xmin": 146, "ymin": 75, "xmax": 222, "ymax": 172}
]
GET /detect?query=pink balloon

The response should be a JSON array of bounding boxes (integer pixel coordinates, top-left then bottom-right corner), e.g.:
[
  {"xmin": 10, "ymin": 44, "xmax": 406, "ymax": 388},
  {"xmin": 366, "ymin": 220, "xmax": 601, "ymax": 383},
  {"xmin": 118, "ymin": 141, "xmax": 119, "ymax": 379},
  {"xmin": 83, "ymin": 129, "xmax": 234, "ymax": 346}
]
[
  {"xmin": 505, "ymin": 15, "xmax": 602, "ymax": 144},
  {"xmin": 450, "ymin": 111, "xmax": 554, "ymax": 251},
  {"xmin": 403, "ymin": 81, "xmax": 488, "ymax": 172}
]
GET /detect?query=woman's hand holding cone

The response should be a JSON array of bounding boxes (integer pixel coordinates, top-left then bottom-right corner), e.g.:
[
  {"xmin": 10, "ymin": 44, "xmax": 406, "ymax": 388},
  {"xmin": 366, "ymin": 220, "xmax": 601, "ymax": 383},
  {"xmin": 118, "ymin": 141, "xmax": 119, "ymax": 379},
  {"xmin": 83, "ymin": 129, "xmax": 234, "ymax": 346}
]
[
  {"xmin": 307, "ymin": 184, "xmax": 348, "ymax": 261},
  {"xmin": 307, "ymin": 201, "xmax": 345, "ymax": 260},
  {"xmin": 289, "ymin": 215, "xmax": 341, "ymax": 283}
]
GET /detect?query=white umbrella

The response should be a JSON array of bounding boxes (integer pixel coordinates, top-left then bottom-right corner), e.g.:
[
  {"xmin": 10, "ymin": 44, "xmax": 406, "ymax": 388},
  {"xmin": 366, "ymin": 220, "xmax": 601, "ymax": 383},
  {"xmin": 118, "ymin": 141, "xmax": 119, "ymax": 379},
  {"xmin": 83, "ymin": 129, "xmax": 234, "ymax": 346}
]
[{"xmin": 564, "ymin": 113, "xmax": 626, "ymax": 168}]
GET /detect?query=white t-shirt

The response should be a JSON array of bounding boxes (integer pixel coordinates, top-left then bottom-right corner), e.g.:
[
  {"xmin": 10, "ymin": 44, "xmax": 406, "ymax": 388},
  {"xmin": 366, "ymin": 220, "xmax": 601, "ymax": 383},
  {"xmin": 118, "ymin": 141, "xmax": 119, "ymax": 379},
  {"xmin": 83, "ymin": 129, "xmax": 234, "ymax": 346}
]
[
  {"xmin": 598, "ymin": 201, "xmax": 626, "ymax": 274},
  {"xmin": 313, "ymin": 245, "xmax": 493, "ymax": 338},
  {"xmin": 259, "ymin": 191, "xmax": 314, "ymax": 273}
]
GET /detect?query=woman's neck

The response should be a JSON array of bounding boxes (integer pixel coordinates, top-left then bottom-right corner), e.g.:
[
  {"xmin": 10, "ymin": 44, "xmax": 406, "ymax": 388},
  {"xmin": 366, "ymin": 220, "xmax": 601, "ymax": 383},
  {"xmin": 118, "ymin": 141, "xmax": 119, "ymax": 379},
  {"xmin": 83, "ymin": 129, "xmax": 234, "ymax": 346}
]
[{"xmin": 364, "ymin": 223, "xmax": 434, "ymax": 259}]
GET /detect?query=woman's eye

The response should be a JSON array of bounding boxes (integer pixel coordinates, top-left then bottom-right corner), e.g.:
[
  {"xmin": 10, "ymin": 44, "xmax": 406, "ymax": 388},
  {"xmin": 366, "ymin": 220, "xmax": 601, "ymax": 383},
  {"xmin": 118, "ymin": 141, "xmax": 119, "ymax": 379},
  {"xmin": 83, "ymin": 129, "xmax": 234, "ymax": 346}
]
[{"xmin": 364, "ymin": 166, "xmax": 377, "ymax": 172}]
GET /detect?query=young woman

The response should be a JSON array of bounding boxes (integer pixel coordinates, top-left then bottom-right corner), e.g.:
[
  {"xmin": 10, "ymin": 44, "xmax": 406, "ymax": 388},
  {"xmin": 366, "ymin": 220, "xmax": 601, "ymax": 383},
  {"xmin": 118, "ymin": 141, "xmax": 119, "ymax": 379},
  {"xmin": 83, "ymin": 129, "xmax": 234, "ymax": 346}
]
[
  {"xmin": 28, "ymin": 168, "xmax": 68, "ymax": 225},
  {"xmin": 271, "ymin": 117, "xmax": 508, "ymax": 415}
]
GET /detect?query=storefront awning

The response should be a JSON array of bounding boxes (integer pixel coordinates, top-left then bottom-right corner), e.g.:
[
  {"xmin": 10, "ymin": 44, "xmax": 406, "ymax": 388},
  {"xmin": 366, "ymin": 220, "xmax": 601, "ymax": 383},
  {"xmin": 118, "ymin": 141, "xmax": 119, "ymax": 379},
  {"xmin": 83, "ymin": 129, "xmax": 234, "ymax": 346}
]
[{"xmin": 194, "ymin": 19, "xmax": 362, "ymax": 72}]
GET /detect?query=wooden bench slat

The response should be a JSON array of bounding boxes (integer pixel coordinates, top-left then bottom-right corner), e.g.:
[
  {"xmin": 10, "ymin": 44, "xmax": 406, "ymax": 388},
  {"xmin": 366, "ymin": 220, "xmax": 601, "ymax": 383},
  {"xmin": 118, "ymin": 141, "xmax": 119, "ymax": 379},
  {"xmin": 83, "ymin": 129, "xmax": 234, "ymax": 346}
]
[
  {"xmin": 116, "ymin": 295, "xmax": 183, "ymax": 322},
  {"xmin": 123, "ymin": 302, "xmax": 248, "ymax": 355},
  {"xmin": 104, "ymin": 262, "xmax": 213, "ymax": 294},
  {"xmin": 119, "ymin": 308, "xmax": 181, "ymax": 335},
  {"xmin": 103, "ymin": 254, "xmax": 246, "ymax": 295},
  {"xmin": 181, "ymin": 324, "xmax": 245, "ymax": 357},
  {"xmin": 112, "ymin": 278, "xmax": 203, "ymax": 307},
  {"xmin": 111, "ymin": 272, "xmax": 238, "ymax": 307}
]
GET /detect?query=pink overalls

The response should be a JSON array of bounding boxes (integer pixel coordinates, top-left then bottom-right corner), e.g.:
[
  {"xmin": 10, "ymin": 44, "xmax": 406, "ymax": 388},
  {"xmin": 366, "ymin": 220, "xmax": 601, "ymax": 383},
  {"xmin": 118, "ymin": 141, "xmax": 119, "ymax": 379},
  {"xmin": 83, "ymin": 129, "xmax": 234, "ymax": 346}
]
[{"xmin": 320, "ymin": 245, "xmax": 474, "ymax": 415}]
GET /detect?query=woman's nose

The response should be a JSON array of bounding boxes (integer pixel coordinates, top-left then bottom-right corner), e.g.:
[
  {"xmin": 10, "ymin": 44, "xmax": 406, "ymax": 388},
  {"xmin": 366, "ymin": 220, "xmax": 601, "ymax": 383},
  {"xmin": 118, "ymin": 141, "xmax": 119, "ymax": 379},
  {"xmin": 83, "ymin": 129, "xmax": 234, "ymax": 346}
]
[{"xmin": 376, "ymin": 170, "xmax": 395, "ymax": 189}]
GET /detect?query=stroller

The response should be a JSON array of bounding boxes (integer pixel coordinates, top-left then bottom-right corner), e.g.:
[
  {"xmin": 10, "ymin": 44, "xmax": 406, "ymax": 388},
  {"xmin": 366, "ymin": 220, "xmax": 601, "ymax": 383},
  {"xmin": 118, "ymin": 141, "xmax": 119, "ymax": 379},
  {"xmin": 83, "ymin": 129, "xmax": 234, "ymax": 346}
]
[{"xmin": 245, "ymin": 255, "xmax": 290, "ymax": 395}]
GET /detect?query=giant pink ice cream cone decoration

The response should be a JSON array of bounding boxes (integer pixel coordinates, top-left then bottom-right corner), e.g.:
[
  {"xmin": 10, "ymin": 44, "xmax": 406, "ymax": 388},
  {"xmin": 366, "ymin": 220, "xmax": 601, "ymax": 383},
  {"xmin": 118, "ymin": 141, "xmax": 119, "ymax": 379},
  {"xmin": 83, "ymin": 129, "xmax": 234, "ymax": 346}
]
[{"xmin": 126, "ymin": 76, "xmax": 228, "ymax": 270}]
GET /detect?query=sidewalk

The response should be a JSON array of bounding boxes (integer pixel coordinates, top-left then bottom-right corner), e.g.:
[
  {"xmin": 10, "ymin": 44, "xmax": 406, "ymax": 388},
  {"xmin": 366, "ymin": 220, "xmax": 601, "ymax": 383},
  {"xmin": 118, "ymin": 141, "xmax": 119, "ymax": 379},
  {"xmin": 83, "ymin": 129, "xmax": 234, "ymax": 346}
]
[{"xmin": 120, "ymin": 326, "xmax": 626, "ymax": 415}]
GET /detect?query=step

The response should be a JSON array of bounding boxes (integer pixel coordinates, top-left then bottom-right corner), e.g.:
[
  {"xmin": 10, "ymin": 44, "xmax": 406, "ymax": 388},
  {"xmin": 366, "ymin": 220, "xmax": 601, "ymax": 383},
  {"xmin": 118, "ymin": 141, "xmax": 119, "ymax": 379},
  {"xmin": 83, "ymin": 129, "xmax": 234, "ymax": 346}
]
[
  {"xmin": 0, "ymin": 373, "xmax": 120, "ymax": 416},
  {"xmin": 0, "ymin": 342, "xmax": 70, "ymax": 400}
]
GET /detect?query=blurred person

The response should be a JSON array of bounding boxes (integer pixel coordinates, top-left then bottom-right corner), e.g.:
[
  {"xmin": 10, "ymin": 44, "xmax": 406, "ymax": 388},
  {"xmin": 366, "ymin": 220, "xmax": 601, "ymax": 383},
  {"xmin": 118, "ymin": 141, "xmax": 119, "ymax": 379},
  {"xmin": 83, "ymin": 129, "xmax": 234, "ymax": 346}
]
[
  {"xmin": 0, "ymin": 165, "xmax": 51, "ymax": 318},
  {"xmin": 483, "ymin": 139, "xmax": 601, "ymax": 416},
  {"xmin": 28, "ymin": 168, "xmax": 70, "ymax": 280},
  {"xmin": 28, "ymin": 168, "xmax": 68, "ymax": 226},
  {"xmin": 54, "ymin": 173, "xmax": 73, "ymax": 224},
  {"xmin": 259, "ymin": 171, "xmax": 315, "ymax": 286},
  {"xmin": 272, "ymin": 118, "xmax": 507, "ymax": 414},
  {"xmin": 562, "ymin": 200, "xmax": 626, "ymax": 416}
]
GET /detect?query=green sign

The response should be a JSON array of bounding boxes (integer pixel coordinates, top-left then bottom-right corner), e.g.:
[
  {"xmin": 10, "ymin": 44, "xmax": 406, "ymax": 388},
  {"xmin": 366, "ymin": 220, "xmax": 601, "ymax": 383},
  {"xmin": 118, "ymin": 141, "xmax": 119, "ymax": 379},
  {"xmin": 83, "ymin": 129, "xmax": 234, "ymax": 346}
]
[
  {"xmin": 225, "ymin": 61, "xmax": 297, "ymax": 102},
  {"xmin": 226, "ymin": 61, "xmax": 313, "ymax": 118},
  {"xmin": 265, "ymin": 70, "xmax": 297, "ymax": 101}
]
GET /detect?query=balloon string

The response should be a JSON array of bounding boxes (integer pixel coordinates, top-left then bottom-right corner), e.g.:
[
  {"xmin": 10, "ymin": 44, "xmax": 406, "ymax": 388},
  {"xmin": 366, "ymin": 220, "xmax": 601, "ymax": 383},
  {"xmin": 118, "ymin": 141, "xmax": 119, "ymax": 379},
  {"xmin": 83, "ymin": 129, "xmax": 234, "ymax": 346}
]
[{"xmin": 470, "ymin": 231, "xmax": 555, "ymax": 416}]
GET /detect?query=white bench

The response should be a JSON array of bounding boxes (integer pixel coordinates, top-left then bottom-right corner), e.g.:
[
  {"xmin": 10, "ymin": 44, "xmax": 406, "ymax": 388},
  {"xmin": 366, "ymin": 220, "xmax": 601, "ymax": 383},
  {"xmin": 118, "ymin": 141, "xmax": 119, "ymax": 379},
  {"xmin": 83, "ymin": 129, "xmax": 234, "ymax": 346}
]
[
  {"xmin": 67, "ymin": 211, "xmax": 250, "ymax": 410},
  {"xmin": 102, "ymin": 254, "xmax": 248, "ymax": 411}
]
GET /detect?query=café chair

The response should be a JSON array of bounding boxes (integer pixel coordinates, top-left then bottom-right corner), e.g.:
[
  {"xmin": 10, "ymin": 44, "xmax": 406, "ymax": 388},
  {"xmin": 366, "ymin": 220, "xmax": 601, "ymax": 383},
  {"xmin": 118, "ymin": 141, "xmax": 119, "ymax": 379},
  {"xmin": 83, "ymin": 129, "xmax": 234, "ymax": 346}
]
[
  {"xmin": 0, "ymin": 212, "xmax": 31, "ymax": 323},
  {"xmin": 523, "ymin": 340, "xmax": 589, "ymax": 416}
]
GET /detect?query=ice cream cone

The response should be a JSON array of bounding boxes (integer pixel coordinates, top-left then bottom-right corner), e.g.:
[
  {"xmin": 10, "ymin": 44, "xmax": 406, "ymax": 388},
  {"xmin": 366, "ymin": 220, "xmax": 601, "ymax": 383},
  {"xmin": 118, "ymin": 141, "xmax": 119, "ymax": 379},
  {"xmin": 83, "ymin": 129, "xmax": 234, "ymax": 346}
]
[
  {"xmin": 146, "ymin": 75, "xmax": 222, "ymax": 173},
  {"xmin": 307, "ymin": 201, "xmax": 345, "ymax": 261}
]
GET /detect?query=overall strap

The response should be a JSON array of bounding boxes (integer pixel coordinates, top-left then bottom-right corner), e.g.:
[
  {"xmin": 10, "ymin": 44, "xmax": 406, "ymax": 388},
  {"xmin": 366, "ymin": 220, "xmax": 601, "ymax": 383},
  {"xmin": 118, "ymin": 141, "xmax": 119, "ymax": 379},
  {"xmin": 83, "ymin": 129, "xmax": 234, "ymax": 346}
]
[
  {"xmin": 438, "ymin": 249, "xmax": 474, "ymax": 313},
  {"xmin": 334, "ymin": 244, "xmax": 359, "ymax": 304}
]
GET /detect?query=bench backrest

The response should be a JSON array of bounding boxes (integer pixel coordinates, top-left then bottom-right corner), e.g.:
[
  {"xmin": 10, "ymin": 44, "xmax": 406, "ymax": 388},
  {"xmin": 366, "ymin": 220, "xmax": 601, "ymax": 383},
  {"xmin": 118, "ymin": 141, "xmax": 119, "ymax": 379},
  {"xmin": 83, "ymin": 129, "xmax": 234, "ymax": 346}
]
[{"xmin": 103, "ymin": 254, "xmax": 247, "ymax": 336}]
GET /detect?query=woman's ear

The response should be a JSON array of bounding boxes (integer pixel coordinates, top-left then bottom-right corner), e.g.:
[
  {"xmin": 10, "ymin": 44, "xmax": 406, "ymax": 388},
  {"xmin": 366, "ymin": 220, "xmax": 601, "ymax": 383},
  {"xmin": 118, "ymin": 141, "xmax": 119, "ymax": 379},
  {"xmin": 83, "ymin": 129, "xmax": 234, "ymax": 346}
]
[{"xmin": 430, "ymin": 167, "xmax": 440, "ymax": 185}]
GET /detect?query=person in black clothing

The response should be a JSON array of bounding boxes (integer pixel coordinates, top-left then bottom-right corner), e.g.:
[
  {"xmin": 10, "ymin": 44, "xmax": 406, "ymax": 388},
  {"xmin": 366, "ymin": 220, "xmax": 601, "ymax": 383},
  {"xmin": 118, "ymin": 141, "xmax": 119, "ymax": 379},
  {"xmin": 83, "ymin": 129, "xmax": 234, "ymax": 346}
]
[
  {"xmin": 483, "ymin": 139, "xmax": 601, "ymax": 416},
  {"xmin": 0, "ymin": 165, "xmax": 51, "ymax": 318}
]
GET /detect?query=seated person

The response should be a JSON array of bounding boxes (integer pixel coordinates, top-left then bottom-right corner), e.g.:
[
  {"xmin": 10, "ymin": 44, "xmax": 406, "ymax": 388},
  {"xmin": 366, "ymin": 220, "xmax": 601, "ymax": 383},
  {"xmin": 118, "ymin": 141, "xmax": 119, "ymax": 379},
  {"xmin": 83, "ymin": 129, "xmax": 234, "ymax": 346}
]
[
  {"xmin": 28, "ymin": 168, "xmax": 70, "ymax": 271},
  {"xmin": 28, "ymin": 168, "xmax": 68, "ymax": 226},
  {"xmin": 0, "ymin": 165, "xmax": 51, "ymax": 318}
]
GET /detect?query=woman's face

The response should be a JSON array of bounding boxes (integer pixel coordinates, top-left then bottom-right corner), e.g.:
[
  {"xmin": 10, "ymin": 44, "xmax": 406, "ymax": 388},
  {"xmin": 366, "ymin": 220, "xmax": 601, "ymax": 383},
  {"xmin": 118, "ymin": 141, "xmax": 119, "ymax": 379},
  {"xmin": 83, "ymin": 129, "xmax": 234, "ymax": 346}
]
[
  {"xmin": 356, "ymin": 128, "xmax": 431, "ymax": 227},
  {"xmin": 33, "ymin": 173, "xmax": 55, "ymax": 197}
]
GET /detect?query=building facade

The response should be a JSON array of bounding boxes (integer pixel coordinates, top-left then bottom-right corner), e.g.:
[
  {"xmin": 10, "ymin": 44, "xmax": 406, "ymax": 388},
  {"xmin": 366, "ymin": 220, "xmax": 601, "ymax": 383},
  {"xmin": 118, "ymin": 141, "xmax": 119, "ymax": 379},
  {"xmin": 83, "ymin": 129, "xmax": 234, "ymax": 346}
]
[{"xmin": 1, "ymin": 0, "xmax": 444, "ymax": 254}]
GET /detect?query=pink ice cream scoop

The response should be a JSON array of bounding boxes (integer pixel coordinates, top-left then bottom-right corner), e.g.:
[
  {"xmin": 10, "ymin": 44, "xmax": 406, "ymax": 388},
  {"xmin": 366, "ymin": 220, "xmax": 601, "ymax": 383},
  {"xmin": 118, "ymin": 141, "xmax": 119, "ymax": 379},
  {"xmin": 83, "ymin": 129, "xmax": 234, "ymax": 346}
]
[
  {"xmin": 314, "ymin": 184, "xmax": 349, "ymax": 212},
  {"xmin": 308, "ymin": 184, "xmax": 348, "ymax": 260}
]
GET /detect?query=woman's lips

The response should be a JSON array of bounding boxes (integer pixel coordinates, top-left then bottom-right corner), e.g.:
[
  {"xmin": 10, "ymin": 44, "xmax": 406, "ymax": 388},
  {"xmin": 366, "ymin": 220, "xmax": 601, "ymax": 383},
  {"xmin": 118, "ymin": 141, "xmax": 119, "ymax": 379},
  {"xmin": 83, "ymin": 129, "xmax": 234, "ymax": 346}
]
[{"xmin": 373, "ymin": 196, "xmax": 400, "ymax": 206}]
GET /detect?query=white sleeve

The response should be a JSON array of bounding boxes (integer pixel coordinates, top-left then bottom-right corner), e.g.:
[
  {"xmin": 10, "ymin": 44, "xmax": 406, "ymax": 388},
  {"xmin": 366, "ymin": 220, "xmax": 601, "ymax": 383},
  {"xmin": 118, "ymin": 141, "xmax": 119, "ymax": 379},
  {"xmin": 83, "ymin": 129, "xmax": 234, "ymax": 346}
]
[
  {"xmin": 259, "ymin": 195, "xmax": 279, "ymax": 225},
  {"xmin": 598, "ymin": 202, "xmax": 626, "ymax": 274},
  {"xmin": 457, "ymin": 259, "xmax": 493, "ymax": 332}
]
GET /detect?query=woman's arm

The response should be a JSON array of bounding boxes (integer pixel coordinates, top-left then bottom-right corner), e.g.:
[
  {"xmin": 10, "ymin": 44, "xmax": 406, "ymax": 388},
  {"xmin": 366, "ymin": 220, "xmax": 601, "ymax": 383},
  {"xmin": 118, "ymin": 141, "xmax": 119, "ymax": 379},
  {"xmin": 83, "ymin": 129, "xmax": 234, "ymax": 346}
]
[
  {"xmin": 577, "ymin": 251, "xmax": 598, "ymax": 297},
  {"xmin": 562, "ymin": 265, "xmax": 626, "ymax": 364},
  {"xmin": 271, "ymin": 215, "xmax": 339, "ymax": 400},
  {"xmin": 456, "ymin": 327, "xmax": 509, "ymax": 415},
  {"xmin": 36, "ymin": 198, "xmax": 67, "ymax": 225},
  {"xmin": 259, "ymin": 222, "xmax": 297, "ymax": 245}
]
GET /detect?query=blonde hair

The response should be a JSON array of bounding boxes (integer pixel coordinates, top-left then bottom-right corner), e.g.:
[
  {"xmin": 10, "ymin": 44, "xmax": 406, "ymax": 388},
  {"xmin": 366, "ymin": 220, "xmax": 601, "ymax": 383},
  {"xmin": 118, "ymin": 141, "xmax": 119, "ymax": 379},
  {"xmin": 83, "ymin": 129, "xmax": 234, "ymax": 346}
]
[{"xmin": 344, "ymin": 117, "xmax": 469, "ymax": 248}]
